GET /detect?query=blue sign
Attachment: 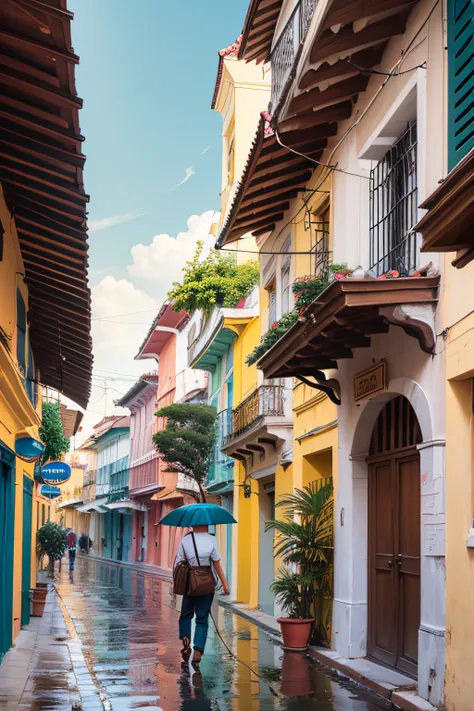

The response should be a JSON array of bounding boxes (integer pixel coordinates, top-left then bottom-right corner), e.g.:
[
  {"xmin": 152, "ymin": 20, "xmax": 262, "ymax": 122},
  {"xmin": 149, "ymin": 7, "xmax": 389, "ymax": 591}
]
[
  {"xmin": 34, "ymin": 463, "xmax": 44, "ymax": 484},
  {"xmin": 41, "ymin": 461, "xmax": 71, "ymax": 486},
  {"xmin": 15, "ymin": 437, "xmax": 45, "ymax": 461},
  {"xmin": 38, "ymin": 484, "xmax": 61, "ymax": 500}
]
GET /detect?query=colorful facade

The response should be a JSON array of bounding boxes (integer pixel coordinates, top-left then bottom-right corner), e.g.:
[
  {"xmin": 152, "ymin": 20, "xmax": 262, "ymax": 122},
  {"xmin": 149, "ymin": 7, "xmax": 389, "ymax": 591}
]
[
  {"xmin": 0, "ymin": 1, "xmax": 92, "ymax": 659},
  {"xmin": 132, "ymin": 304, "xmax": 207, "ymax": 569}
]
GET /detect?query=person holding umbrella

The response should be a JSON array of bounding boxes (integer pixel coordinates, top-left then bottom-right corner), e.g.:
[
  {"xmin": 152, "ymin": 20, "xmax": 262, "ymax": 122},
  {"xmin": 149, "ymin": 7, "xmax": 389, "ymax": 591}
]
[{"xmin": 160, "ymin": 503, "xmax": 236, "ymax": 673}]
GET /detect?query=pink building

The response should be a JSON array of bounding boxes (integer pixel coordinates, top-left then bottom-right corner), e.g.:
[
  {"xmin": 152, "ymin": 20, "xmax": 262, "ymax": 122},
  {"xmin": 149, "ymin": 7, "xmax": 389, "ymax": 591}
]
[{"xmin": 119, "ymin": 304, "xmax": 207, "ymax": 570}]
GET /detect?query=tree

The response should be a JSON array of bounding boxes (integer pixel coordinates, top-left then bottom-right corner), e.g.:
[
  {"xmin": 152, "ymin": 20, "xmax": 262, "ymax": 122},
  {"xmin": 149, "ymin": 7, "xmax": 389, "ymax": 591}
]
[
  {"xmin": 168, "ymin": 241, "xmax": 259, "ymax": 315},
  {"xmin": 153, "ymin": 403, "xmax": 217, "ymax": 503},
  {"xmin": 39, "ymin": 401, "xmax": 70, "ymax": 463},
  {"xmin": 36, "ymin": 521, "xmax": 67, "ymax": 576}
]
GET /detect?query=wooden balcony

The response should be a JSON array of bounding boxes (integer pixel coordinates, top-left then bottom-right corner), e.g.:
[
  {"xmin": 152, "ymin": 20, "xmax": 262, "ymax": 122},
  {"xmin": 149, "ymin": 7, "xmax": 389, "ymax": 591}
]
[
  {"xmin": 230, "ymin": 386, "xmax": 285, "ymax": 440},
  {"xmin": 221, "ymin": 385, "xmax": 292, "ymax": 476}
]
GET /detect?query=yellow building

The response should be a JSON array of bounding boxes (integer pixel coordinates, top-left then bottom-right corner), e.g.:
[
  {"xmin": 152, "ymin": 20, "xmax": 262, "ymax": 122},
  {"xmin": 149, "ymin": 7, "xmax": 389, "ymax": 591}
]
[
  {"xmin": 416, "ymin": 108, "xmax": 474, "ymax": 707},
  {"xmin": 216, "ymin": 112, "xmax": 338, "ymax": 627},
  {"xmin": 0, "ymin": 2, "xmax": 92, "ymax": 658}
]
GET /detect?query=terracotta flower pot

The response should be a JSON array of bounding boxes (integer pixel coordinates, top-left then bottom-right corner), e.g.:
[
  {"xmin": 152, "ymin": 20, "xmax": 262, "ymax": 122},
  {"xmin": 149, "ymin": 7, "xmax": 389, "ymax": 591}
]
[
  {"xmin": 34, "ymin": 587, "xmax": 48, "ymax": 602},
  {"xmin": 277, "ymin": 617, "xmax": 314, "ymax": 652}
]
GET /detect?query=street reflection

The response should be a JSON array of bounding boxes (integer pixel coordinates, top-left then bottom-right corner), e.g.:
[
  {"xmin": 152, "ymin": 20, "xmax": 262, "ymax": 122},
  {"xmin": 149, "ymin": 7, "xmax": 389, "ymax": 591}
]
[{"xmin": 56, "ymin": 559, "xmax": 388, "ymax": 710}]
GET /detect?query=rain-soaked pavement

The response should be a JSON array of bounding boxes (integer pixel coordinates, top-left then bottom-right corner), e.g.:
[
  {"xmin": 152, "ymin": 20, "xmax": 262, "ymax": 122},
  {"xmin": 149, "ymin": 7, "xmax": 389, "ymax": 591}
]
[{"xmin": 54, "ymin": 557, "xmax": 390, "ymax": 711}]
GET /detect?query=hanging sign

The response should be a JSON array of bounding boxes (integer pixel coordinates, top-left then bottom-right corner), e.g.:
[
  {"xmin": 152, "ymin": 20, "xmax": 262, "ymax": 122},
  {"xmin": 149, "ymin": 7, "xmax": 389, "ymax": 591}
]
[
  {"xmin": 15, "ymin": 437, "xmax": 45, "ymax": 461},
  {"xmin": 354, "ymin": 361, "xmax": 387, "ymax": 402},
  {"xmin": 38, "ymin": 484, "xmax": 61, "ymax": 500},
  {"xmin": 41, "ymin": 461, "xmax": 71, "ymax": 486}
]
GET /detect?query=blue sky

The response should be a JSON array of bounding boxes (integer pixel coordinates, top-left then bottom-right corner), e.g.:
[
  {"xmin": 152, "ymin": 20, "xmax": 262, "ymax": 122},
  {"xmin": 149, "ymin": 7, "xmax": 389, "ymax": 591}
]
[
  {"xmin": 70, "ymin": 0, "xmax": 248, "ymax": 283},
  {"xmin": 68, "ymin": 0, "xmax": 251, "ymax": 431}
]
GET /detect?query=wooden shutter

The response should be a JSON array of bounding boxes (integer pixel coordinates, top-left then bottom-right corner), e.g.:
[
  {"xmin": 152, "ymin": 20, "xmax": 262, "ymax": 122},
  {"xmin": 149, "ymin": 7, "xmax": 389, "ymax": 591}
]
[
  {"xmin": 269, "ymin": 289, "xmax": 276, "ymax": 326},
  {"xmin": 448, "ymin": 0, "xmax": 474, "ymax": 170}
]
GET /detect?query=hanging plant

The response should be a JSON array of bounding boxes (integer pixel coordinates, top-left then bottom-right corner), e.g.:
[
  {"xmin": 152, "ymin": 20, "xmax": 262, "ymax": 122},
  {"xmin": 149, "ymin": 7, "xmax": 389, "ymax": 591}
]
[
  {"xmin": 168, "ymin": 241, "xmax": 259, "ymax": 315},
  {"xmin": 246, "ymin": 311, "xmax": 299, "ymax": 365}
]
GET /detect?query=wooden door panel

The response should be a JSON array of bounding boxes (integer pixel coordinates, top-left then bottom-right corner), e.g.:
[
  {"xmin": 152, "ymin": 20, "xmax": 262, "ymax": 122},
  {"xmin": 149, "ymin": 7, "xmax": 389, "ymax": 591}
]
[
  {"xmin": 368, "ymin": 460, "xmax": 397, "ymax": 666},
  {"xmin": 397, "ymin": 454, "xmax": 420, "ymax": 675}
]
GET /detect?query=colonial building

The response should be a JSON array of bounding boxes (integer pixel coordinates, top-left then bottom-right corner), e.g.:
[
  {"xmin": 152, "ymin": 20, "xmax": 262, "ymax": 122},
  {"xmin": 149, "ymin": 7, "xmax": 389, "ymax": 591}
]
[
  {"xmin": 415, "ymin": 3, "xmax": 474, "ymax": 707},
  {"xmin": 133, "ymin": 304, "xmax": 206, "ymax": 569},
  {"xmin": 219, "ymin": 0, "xmax": 447, "ymax": 705},
  {"xmin": 0, "ymin": 0, "xmax": 92, "ymax": 656}
]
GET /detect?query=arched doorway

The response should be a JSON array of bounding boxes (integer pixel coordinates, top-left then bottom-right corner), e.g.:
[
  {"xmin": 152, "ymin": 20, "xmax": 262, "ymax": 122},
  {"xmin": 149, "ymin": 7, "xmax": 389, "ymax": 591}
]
[{"xmin": 367, "ymin": 395, "xmax": 421, "ymax": 676}]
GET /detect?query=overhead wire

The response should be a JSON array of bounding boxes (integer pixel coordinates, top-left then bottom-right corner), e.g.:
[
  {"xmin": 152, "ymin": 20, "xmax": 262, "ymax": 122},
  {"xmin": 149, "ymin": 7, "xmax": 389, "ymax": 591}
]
[{"xmin": 219, "ymin": 0, "xmax": 440, "ymax": 257}]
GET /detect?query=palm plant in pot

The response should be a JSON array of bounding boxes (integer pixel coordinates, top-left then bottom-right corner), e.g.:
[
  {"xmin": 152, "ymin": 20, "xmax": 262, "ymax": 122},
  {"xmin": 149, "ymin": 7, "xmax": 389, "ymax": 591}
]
[{"xmin": 266, "ymin": 479, "xmax": 334, "ymax": 651}]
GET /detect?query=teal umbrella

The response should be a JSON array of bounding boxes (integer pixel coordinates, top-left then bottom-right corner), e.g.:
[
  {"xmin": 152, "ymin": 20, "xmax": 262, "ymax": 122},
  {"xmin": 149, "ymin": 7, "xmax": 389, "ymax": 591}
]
[{"xmin": 159, "ymin": 503, "xmax": 237, "ymax": 527}]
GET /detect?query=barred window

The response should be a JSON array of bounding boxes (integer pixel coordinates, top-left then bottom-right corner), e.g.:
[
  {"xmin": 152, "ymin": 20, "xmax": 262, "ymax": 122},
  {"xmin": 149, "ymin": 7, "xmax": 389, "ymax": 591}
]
[{"xmin": 369, "ymin": 122, "xmax": 418, "ymax": 276}]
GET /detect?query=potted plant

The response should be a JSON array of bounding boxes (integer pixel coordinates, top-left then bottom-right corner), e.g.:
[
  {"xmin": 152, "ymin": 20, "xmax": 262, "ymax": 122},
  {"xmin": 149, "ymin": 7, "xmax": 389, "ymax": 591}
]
[
  {"xmin": 265, "ymin": 480, "xmax": 334, "ymax": 651},
  {"xmin": 36, "ymin": 521, "xmax": 67, "ymax": 578}
]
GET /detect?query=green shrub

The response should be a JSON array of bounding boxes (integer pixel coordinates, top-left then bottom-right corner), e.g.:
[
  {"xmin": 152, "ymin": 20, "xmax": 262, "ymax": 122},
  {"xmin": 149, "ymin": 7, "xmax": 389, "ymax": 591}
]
[{"xmin": 37, "ymin": 521, "xmax": 67, "ymax": 576}]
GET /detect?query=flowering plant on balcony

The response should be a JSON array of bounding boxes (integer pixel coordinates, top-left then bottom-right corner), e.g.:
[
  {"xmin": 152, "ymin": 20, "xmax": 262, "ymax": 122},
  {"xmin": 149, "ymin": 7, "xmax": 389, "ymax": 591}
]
[
  {"xmin": 245, "ymin": 264, "xmax": 349, "ymax": 366},
  {"xmin": 168, "ymin": 241, "xmax": 259, "ymax": 315},
  {"xmin": 246, "ymin": 311, "xmax": 299, "ymax": 365}
]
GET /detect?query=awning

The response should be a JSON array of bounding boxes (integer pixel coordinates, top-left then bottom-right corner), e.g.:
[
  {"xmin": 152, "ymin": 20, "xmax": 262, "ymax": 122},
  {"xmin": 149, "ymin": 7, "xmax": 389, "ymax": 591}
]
[
  {"xmin": 76, "ymin": 501, "xmax": 101, "ymax": 513},
  {"xmin": 238, "ymin": 0, "xmax": 283, "ymax": 63},
  {"xmin": 217, "ymin": 113, "xmax": 315, "ymax": 247},
  {"xmin": 106, "ymin": 500, "xmax": 147, "ymax": 512},
  {"xmin": 58, "ymin": 498, "xmax": 83, "ymax": 509},
  {"xmin": 417, "ymin": 147, "xmax": 474, "ymax": 268},
  {"xmin": 151, "ymin": 487, "xmax": 184, "ymax": 502},
  {"xmin": 0, "ymin": 0, "xmax": 92, "ymax": 407},
  {"xmin": 258, "ymin": 276, "xmax": 440, "ymax": 394}
]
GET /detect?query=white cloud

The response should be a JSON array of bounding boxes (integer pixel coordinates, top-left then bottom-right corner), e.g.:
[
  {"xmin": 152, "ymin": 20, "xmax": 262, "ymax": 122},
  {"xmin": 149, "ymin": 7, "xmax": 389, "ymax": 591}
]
[
  {"xmin": 127, "ymin": 210, "xmax": 217, "ymax": 302},
  {"xmin": 166, "ymin": 166, "xmax": 195, "ymax": 193},
  {"xmin": 88, "ymin": 211, "xmax": 143, "ymax": 232},
  {"xmin": 76, "ymin": 276, "xmax": 159, "ymax": 445}
]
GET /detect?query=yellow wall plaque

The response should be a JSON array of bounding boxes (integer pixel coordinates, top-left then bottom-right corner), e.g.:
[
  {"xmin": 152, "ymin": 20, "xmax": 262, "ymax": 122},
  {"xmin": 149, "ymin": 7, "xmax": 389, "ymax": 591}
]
[{"xmin": 354, "ymin": 361, "xmax": 387, "ymax": 402}]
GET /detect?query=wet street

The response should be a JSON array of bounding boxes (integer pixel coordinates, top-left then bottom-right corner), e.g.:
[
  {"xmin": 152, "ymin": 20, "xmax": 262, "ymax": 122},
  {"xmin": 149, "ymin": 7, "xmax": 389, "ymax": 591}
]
[{"xmin": 54, "ymin": 557, "xmax": 389, "ymax": 711}]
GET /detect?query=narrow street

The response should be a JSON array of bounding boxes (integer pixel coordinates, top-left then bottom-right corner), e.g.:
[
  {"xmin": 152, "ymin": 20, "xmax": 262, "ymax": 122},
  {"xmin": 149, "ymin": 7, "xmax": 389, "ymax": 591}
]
[{"xmin": 55, "ymin": 557, "xmax": 387, "ymax": 710}]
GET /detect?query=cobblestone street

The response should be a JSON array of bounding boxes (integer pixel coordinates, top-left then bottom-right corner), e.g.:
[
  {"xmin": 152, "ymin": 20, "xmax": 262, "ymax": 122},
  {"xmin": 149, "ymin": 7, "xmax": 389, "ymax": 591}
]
[{"xmin": 52, "ymin": 557, "xmax": 387, "ymax": 710}]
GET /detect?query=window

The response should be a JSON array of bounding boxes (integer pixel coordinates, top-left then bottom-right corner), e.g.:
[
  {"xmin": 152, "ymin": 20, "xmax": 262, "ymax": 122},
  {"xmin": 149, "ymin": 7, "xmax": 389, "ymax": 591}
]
[
  {"xmin": 26, "ymin": 337, "xmax": 37, "ymax": 408},
  {"xmin": 310, "ymin": 204, "xmax": 331, "ymax": 277},
  {"xmin": 268, "ymin": 285, "xmax": 276, "ymax": 327},
  {"xmin": 281, "ymin": 262, "xmax": 290, "ymax": 314},
  {"xmin": 227, "ymin": 136, "xmax": 235, "ymax": 185},
  {"xmin": 16, "ymin": 289, "xmax": 26, "ymax": 377},
  {"xmin": 369, "ymin": 122, "xmax": 418, "ymax": 276},
  {"xmin": 448, "ymin": 1, "xmax": 474, "ymax": 169}
]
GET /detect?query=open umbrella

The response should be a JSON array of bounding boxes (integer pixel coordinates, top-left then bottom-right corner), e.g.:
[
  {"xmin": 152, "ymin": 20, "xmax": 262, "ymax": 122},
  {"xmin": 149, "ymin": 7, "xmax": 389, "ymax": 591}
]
[{"xmin": 159, "ymin": 503, "xmax": 237, "ymax": 528}]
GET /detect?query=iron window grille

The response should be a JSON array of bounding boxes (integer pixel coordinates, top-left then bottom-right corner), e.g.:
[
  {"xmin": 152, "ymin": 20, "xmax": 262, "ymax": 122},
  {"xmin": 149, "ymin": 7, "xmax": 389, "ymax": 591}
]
[
  {"xmin": 369, "ymin": 122, "xmax": 418, "ymax": 276},
  {"xmin": 306, "ymin": 216, "xmax": 331, "ymax": 278}
]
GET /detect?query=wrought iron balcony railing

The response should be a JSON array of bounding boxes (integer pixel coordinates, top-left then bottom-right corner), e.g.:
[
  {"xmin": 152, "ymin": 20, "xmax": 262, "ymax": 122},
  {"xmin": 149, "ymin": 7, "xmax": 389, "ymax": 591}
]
[
  {"xmin": 270, "ymin": 0, "xmax": 318, "ymax": 111},
  {"xmin": 227, "ymin": 386, "xmax": 285, "ymax": 442}
]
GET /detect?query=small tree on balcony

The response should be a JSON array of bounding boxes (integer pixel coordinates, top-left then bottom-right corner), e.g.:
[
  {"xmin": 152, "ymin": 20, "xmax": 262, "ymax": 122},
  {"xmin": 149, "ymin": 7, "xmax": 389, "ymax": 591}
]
[
  {"xmin": 153, "ymin": 403, "xmax": 217, "ymax": 503},
  {"xmin": 39, "ymin": 401, "xmax": 70, "ymax": 463}
]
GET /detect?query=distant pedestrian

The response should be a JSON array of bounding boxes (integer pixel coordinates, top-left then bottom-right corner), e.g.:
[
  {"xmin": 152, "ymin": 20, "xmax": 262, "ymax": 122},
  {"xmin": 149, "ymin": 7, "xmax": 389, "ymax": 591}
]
[
  {"xmin": 79, "ymin": 532, "xmax": 89, "ymax": 553},
  {"xmin": 174, "ymin": 526, "xmax": 230, "ymax": 673},
  {"xmin": 67, "ymin": 530, "xmax": 77, "ymax": 571}
]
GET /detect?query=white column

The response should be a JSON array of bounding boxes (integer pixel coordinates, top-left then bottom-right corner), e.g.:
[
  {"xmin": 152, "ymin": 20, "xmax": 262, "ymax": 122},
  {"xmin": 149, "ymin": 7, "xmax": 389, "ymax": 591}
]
[{"xmin": 417, "ymin": 439, "xmax": 446, "ymax": 705}]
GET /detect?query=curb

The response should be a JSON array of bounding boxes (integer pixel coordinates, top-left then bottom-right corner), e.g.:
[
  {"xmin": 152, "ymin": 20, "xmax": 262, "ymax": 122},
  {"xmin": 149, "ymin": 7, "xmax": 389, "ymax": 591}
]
[{"xmin": 82, "ymin": 554, "xmax": 173, "ymax": 580}]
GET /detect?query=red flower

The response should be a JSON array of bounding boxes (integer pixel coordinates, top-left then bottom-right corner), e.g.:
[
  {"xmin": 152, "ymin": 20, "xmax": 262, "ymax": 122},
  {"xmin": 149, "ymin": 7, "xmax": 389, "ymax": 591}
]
[
  {"xmin": 334, "ymin": 272, "xmax": 346, "ymax": 280},
  {"xmin": 271, "ymin": 321, "xmax": 279, "ymax": 330}
]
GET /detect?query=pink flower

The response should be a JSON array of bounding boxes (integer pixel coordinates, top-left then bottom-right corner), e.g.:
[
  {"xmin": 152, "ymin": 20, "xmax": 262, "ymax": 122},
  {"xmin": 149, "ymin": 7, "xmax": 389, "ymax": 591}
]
[{"xmin": 271, "ymin": 321, "xmax": 279, "ymax": 330}]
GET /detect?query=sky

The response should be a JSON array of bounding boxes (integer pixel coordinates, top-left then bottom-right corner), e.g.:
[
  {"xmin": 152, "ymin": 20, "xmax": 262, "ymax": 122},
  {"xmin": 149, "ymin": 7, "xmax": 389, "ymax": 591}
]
[{"xmin": 68, "ymin": 0, "xmax": 249, "ymax": 439}]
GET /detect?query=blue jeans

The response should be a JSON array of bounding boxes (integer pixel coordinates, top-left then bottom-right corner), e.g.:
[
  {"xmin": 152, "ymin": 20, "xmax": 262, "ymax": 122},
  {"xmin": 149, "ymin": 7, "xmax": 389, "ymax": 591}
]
[
  {"xmin": 179, "ymin": 594, "xmax": 214, "ymax": 653},
  {"xmin": 68, "ymin": 548, "xmax": 76, "ymax": 571}
]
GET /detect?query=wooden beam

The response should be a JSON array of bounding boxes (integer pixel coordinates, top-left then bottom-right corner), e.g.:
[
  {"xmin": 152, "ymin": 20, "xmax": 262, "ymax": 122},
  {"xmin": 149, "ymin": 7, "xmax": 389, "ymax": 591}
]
[
  {"xmin": 236, "ymin": 212, "xmax": 284, "ymax": 233},
  {"xmin": 0, "ymin": 66, "xmax": 82, "ymax": 109},
  {"xmin": 247, "ymin": 168, "xmax": 313, "ymax": 194},
  {"xmin": 0, "ymin": 30, "xmax": 79, "ymax": 64},
  {"xmin": 238, "ymin": 200, "xmax": 290, "ymax": 220},
  {"xmin": 288, "ymin": 75, "xmax": 369, "ymax": 115},
  {"xmin": 278, "ymin": 101, "xmax": 353, "ymax": 133},
  {"xmin": 310, "ymin": 14, "xmax": 408, "ymax": 64},
  {"xmin": 299, "ymin": 45, "xmax": 386, "ymax": 91},
  {"xmin": 323, "ymin": 0, "xmax": 415, "ymax": 31},
  {"xmin": 277, "ymin": 123, "xmax": 338, "ymax": 144},
  {"xmin": 235, "ymin": 206, "xmax": 288, "ymax": 228}
]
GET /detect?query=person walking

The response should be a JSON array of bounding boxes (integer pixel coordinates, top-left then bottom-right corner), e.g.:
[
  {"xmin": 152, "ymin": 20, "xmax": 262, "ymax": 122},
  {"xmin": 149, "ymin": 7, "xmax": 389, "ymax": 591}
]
[
  {"xmin": 67, "ymin": 529, "xmax": 76, "ymax": 571},
  {"xmin": 79, "ymin": 532, "xmax": 89, "ymax": 553},
  {"xmin": 174, "ymin": 525, "xmax": 230, "ymax": 672}
]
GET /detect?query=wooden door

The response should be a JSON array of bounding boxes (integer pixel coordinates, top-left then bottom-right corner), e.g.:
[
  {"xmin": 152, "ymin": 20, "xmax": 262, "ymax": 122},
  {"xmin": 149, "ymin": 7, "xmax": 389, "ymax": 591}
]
[
  {"xmin": 367, "ymin": 397, "xmax": 421, "ymax": 676},
  {"xmin": 21, "ymin": 476, "xmax": 34, "ymax": 626}
]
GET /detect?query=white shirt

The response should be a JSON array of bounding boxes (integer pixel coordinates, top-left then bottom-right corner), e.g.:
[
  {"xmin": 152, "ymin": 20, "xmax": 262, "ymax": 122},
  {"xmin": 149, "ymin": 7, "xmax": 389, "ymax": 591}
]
[{"xmin": 174, "ymin": 532, "xmax": 221, "ymax": 568}]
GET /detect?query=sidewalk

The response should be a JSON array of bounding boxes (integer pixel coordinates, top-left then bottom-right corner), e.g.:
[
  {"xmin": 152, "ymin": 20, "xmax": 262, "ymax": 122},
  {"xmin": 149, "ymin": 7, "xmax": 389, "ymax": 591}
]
[
  {"xmin": 0, "ymin": 586, "xmax": 103, "ymax": 711},
  {"xmin": 85, "ymin": 552, "xmax": 173, "ymax": 579},
  {"xmin": 219, "ymin": 599, "xmax": 437, "ymax": 711}
]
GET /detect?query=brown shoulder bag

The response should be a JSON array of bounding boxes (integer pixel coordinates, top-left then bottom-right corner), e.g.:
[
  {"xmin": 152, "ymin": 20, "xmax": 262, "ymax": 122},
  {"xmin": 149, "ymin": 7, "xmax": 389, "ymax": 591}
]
[{"xmin": 173, "ymin": 533, "xmax": 215, "ymax": 597}]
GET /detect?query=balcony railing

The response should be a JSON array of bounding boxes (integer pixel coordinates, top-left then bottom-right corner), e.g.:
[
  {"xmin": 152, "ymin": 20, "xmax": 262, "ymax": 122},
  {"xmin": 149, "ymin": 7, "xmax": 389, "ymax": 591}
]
[
  {"xmin": 110, "ymin": 469, "xmax": 129, "ymax": 495},
  {"xmin": 228, "ymin": 386, "xmax": 285, "ymax": 441},
  {"xmin": 270, "ymin": 0, "xmax": 319, "ymax": 111},
  {"xmin": 207, "ymin": 409, "xmax": 234, "ymax": 485}
]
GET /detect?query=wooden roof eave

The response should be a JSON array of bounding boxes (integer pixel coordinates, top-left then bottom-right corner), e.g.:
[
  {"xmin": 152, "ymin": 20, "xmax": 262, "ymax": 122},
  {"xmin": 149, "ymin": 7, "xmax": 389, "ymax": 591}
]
[
  {"xmin": 416, "ymin": 147, "xmax": 474, "ymax": 267},
  {"xmin": 258, "ymin": 277, "xmax": 440, "ymax": 381}
]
